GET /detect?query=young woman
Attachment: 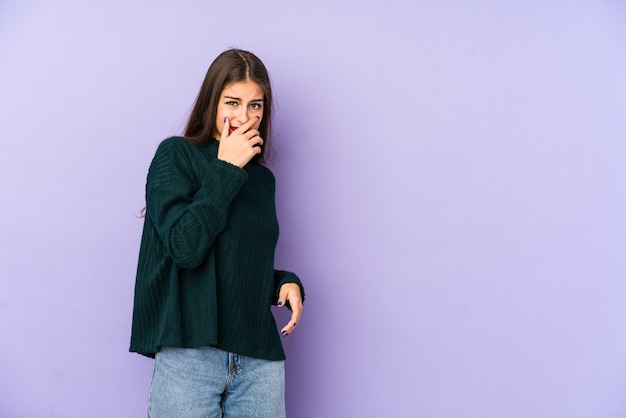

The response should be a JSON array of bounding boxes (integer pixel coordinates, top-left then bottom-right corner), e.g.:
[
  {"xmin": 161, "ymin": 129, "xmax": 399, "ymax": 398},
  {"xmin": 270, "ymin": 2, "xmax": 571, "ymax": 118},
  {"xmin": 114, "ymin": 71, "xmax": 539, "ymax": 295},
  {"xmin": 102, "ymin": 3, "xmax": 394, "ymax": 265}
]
[{"xmin": 130, "ymin": 49, "xmax": 304, "ymax": 417}]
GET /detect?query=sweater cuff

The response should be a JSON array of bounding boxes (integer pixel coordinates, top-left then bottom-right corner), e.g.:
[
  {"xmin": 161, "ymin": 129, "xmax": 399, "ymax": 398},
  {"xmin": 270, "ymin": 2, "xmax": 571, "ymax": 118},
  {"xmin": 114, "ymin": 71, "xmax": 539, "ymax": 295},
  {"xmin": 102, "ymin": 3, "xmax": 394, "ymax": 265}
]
[{"xmin": 196, "ymin": 158, "xmax": 248, "ymax": 203}]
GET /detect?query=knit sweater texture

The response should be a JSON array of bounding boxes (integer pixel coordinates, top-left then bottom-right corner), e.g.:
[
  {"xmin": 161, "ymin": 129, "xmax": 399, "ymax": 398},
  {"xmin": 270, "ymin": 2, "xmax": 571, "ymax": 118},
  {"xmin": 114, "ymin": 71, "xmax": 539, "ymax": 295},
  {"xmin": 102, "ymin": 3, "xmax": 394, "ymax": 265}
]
[{"xmin": 130, "ymin": 136, "xmax": 303, "ymax": 361}]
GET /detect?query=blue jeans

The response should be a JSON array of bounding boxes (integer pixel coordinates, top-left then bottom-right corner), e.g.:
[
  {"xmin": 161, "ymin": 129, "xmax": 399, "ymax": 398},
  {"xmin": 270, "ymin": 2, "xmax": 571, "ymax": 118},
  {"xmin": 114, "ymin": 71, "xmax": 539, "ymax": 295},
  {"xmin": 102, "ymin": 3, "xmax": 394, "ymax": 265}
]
[{"xmin": 148, "ymin": 346, "xmax": 286, "ymax": 418}]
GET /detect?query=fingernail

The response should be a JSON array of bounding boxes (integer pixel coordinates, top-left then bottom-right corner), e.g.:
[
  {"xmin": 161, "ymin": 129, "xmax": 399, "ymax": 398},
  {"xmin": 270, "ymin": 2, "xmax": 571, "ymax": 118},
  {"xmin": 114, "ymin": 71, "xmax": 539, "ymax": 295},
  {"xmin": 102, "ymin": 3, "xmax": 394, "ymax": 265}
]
[
  {"xmin": 282, "ymin": 331, "xmax": 288, "ymax": 337},
  {"xmin": 293, "ymin": 322, "xmax": 297, "ymax": 327},
  {"xmin": 277, "ymin": 301, "xmax": 283, "ymax": 307},
  {"xmin": 256, "ymin": 116, "xmax": 260, "ymax": 119},
  {"xmin": 224, "ymin": 117, "xmax": 227, "ymax": 123}
]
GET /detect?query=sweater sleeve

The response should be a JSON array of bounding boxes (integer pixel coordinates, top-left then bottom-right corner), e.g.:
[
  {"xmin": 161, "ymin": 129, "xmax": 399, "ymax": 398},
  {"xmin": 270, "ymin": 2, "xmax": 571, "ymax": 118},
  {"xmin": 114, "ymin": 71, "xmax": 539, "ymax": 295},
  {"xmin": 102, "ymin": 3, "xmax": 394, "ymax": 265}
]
[
  {"xmin": 274, "ymin": 270, "xmax": 305, "ymax": 308},
  {"xmin": 146, "ymin": 139, "xmax": 248, "ymax": 269}
]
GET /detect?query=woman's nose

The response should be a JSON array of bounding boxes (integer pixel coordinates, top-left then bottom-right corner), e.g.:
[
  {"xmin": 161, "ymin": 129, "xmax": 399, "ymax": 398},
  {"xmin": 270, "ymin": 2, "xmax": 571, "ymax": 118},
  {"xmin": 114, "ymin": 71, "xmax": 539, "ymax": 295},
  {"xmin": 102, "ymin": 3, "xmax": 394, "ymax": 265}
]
[{"xmin": 236, "ymin": 107, "xmax": 249, "ymax": 124}]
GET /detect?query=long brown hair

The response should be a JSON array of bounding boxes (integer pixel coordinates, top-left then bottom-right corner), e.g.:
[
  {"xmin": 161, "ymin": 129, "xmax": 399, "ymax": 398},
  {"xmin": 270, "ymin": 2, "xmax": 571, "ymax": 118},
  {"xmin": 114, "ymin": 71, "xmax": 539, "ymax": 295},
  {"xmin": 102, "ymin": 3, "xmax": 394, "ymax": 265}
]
[{"xmin": 184, "ymin": 49, "xmax": 273, "ymax": 163}]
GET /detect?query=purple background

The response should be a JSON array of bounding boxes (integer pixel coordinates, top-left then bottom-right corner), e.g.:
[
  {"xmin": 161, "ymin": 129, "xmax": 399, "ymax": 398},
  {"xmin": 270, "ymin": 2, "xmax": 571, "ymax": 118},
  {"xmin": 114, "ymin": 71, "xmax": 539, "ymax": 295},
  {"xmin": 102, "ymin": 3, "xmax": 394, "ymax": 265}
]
[{"xmin": 2, "ymin": 1, "xmax": 626, "ymax": 417}]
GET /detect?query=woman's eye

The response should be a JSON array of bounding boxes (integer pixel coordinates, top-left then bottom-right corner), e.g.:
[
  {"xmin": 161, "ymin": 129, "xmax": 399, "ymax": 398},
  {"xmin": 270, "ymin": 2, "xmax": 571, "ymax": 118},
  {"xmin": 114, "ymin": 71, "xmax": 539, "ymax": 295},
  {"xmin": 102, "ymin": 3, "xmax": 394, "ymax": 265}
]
[
  {"xmin": 250, "ymin": 103, "xmax": 262, "ymax": 110},
  {"xmin": 226, "ymin": 101, "xmax": 238, "ymax": 106}
]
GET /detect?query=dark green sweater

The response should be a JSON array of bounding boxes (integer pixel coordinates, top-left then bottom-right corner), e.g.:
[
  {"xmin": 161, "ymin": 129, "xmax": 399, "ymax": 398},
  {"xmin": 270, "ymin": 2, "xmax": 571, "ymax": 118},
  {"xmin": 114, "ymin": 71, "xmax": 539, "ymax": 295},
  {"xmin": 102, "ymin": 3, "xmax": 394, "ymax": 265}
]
[{"xmin": 130, "ymin": 136, "xmax": 303, "ymax": 361}]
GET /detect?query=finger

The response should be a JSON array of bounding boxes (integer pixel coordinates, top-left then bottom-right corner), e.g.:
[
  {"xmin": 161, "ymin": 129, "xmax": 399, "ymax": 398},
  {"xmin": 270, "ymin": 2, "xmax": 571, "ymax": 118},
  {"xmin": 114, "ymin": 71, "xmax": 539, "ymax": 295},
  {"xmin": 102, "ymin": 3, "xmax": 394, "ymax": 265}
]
[
  {"xmin": 280, "ymin": 296, "xmax": 302, "ymax": 337},
  {"xmin": 280, "ymin": 320, "xmax": 294, "ymax": 337},
  {"xmin": 280, "ymin": 310, "xmax": 301, "ymax": 337},
  {"xmin": 277, "ymin": 284, "xmax": 301, "ymax": 309},
  {"xmin": 280, "ymin": 323, "xmax": 292, "ymax": 337},
  {"xmin": 244, "ymin": 128, "xmax": 260, "ymax": 140},
  {"xmin": 276, "ymin": 283, "xmax": 291, "ymax": 308},
  {"xmin": 220, "ymin": 118, "xmax": 229, "ymax": 141},
  {"xmin": 250, "ymin": 135, "xmax": 264, "ymax": 148},
  {"xmin": 289, "ymin": 305, "xmax": 302, "ymax": 329},
  {"xmin": 240, "ymin": 117, "xmax": 258, "ymax": 133}
]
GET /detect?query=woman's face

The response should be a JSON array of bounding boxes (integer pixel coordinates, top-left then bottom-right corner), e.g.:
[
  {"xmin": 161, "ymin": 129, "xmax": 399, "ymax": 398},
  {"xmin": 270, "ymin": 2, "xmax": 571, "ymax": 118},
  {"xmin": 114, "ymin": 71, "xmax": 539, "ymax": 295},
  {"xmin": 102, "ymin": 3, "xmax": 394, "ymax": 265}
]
[{"xmin": 214, "ymin": 79, "xmax": 264, "ymax": 139}]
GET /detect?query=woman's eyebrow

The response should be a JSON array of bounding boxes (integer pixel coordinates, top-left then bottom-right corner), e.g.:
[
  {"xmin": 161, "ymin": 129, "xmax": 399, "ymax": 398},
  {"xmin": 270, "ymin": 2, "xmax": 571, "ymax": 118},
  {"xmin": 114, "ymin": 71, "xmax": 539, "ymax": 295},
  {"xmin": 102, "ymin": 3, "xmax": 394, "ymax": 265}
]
[{"xmin": 224, "ymin": 95, "xmax": 264, "ymax": 102}]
